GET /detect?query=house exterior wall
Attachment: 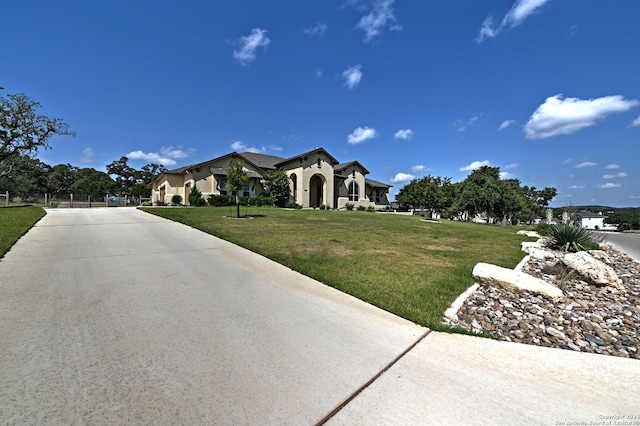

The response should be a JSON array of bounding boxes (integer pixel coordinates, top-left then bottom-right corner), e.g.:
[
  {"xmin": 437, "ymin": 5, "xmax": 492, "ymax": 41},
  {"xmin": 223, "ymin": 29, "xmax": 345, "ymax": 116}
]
[
  {"xmin": 580, "ymin": 217, "xmax": 605, "ymax": 230},
  {"xmin": 336, "ymin": 166, "xmax": 368, "ymax": 209},
  {"xmin": 282, "ymin": 152, "xmax": 335, "ymax": 208},
  {"xmin": 152, "ymin": 148, "xmax": 391, "ymax": 209}
]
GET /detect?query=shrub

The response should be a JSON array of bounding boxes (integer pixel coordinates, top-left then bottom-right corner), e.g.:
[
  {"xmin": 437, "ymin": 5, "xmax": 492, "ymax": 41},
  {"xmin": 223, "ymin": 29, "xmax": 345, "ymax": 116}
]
[
  {"xmin": 357, "ymin": 205, "xmax": 366, "ymax": 211},
  {"xmin": 345, "ymin": 203, "xmax": 355, "ymax": 211},
  {"xmin": 319, "ymin": 204, "xmax": 327, "ymax": 210},
  {"xmin": 544, "ymin": 224, "xmax": 600, "ymax": 252},
  {"xmin": 252, "ymin": 195, "xmax": 276, "ymax": 207},
  {"xmin": 208, "ymin": 194, "xmax": 232, "ymax": 207},
  {"xmin": 171, "ymin": 194, "xmax": 183, "ymax": 206},
  {"xmin": 367, "ymin": 206, "xmax": 376, "ymax": 212},
  {"xmin": 188, "ymin": 186, "xmax": 206, "ymax": 206}
]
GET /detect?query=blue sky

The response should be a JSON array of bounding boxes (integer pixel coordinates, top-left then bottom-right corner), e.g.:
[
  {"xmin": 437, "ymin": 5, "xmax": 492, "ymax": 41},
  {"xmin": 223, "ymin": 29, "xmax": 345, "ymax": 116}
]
[{"xmin": 4, "ymin": 0, "xmax": 639, "ymax": 207}]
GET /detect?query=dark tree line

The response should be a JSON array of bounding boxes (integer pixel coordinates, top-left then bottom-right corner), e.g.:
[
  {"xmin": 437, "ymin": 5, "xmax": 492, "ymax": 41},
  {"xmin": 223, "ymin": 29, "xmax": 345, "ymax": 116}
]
[
  {"xmin": 396, "ymin": 166, "xmax": 557, "ymax": 225},
  {"xmin": 0, "ymin": 154, "xmax": 165, "ymax": 200}
]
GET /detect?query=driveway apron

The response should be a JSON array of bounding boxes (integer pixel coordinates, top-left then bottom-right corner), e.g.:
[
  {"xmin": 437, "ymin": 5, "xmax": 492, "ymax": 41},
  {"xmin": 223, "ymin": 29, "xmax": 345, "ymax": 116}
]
[{"xmin": 0, "ymin": 208, "xmax": 425, "ymax": 424}]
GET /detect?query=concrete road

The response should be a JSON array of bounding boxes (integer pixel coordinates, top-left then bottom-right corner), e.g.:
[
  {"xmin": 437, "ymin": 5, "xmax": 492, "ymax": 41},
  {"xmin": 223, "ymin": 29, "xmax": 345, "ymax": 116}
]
[
  {"xmin": 605, "ymin": 231, "xmax": 640, "ymax": 261},
  {"xmin": 1, "ymin": 208, "xmax": 639, "ymax": 425}
]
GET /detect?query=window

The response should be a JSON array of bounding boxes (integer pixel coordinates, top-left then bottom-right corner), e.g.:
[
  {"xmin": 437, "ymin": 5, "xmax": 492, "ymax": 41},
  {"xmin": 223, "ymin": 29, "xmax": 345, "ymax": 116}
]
[
  {"xmin": 317, "ymin": 158, "xmax": 322, "ymax": 168},
  {"xmin": 219, "ymin": 178, "xmax": 228, "ymax": 195},
  {"xmin": 348, "ymin": 181, "xmax": 359, "ymax": 202}
]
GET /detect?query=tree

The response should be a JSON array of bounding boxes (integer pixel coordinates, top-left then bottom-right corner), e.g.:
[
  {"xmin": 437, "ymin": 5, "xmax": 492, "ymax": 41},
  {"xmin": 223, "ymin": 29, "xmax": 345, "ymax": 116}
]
[
  {"xmin": 106, "ymin": 156, "xmax": 137, "ymax": 196},
  {"xmin": 396, "ymin": 175, "xmax": 453, "ymax": 218},
  {"xmin": 0, "ymin": 92, "xmax": 75, "ymax": 177},
  {"xmin": 47, "ymin": 163, "xmax": 79, "ymax": 197},
  {"xmin": 455, "ymin": 166, "xmax": 502, "ymax": 221},
  {"xmin": 261, "ymin": 169, "xmax": 290, "ymax": 207},
  {"xmin": 0, "ymin": 154, "xmax": 50, "ymax": 198},
  {"xmin": 188, "ymin": 184, "xmax": 206, "ymax": 206},
  {"xmin": 70, "ymin": 168, "xmax": 115, "ymax": 198},
  {"xmin": 225, "ymin": 160, "xmax": 250, "ymax": 217}
]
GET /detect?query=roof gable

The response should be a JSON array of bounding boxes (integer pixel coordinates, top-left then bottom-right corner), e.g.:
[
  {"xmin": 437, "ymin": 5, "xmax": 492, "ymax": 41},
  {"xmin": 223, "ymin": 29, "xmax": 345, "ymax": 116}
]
[
  {"xmin": 274, "ymin": 147, "xmax": 339, "ymax": 167},
  {"xmin": 334, "ymin": 161, "xmax": 370, "ymax": 175}
]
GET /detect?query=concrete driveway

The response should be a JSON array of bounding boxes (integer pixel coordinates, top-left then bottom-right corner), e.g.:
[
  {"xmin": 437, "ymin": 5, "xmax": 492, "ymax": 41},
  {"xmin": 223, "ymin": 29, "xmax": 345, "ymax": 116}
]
[{"xmin": 1, "ymin": 208, "xmax": 638, "ymax": 425}]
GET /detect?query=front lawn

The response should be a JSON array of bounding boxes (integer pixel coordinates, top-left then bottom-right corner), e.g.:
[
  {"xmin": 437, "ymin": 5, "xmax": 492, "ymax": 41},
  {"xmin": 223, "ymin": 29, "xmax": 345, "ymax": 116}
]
[
  {"xmin": 0, "ymin": 206, "xmax": 46, "ymax": 258},
  {"xmin": 140, "ymin": 207, "xmax": 531, "ymax": 330}
]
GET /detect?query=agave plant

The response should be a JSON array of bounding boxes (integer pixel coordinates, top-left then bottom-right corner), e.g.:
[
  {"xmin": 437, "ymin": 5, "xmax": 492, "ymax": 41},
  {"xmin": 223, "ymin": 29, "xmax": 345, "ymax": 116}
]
[{"xmin": 544, "ymin": 223, "xmax": 599, "ymax": 252}]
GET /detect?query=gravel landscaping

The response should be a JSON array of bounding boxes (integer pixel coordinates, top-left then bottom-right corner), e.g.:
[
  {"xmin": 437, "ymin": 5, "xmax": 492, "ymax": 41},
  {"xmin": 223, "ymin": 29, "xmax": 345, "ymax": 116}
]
[{"xmin": 449, "ymin": 245, "xmax": 640, "ymax": 359}]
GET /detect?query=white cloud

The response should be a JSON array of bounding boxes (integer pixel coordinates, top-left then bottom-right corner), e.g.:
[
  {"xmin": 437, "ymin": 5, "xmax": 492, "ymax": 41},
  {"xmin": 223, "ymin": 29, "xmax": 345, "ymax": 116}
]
[
  {"xmin": 356, "ymin": 0, "xmax": 401, "ymax": 42},
  {"xmin": 498, "ymin": 120, "xmax": 515, "ymax": 131},
  {"xmin": 455, "ymin": 114, "xmax": 483, "ymax": 132},
  {"xmin": 459, "ymin": 160, "xmax": 491, "ymax": 172},
  {"xmin": 394, "ymin": 129, "xmax": 413, "ymax": 140},
  {"xmin": 230, "ymin": 140, "xmax": 281, "ymax": 154},
  {"xmin": 390, "ymin": 172, "xmax": 415, "ymax": 184},
  {"xmin": 504, "ymin": 163, "xmax": 520, "ymax": 169},
  {"xmin": 524, "ymin": 94, "xmax": 640, "ymax": 139},
  {"xmin": 500, "ymin": 172, "xmax": 515, "ymax": 179},
  {"xmin": 630, "ymin": 195, "xmax": 640, "ymax": 199},
  {"xmin": 597, "ymin": 183, "xmax": 621, "ymax": 189},
  {"xmin": 568, "ymin": 185, "xmax": 586, "ymax": 190},
  {"xmin": 603, "ymin": 164, "xmax": 620, "ymax": 170},
  {"xmin": 631, "ymin": 115, "xmax": 640, "ymax": 127},
  {"xmin": 411, "ymin": 165, "xmax": 427, "ymax": 173},
  {"xmin": 78, "ymin": 147, "xmax": 95, "ymax": 164},
  {"xmin": 574, "ymin": 161, "xmax": 598, "ymax": 169},
  {"xmin": 233, "ymin": 28, "xmax": 271, "ymax": 65},
  {"xmin": 342, "ymin": 65, "xmax": 363, "ymax": 89},
  {"xmin": 561, "ymin": 158, "xmax": 571, "ymax": 165},
  {"xmin": 126, "ymin": 146, "xmax": 192, "ymax": 167},
  {"xmin": 603, "ymin": 172, "xmax": 627, "ymax": 179},
  {"xmin": 304, "ymin": 23, "xmax": 328, "ymax": 36},
  {"xmin": 347, "ymin": 126, "xmax": 377, "ymax": 144},
  {"xmin": 476, "ymin": 0, "xmax": 554, "ymax": 43}
]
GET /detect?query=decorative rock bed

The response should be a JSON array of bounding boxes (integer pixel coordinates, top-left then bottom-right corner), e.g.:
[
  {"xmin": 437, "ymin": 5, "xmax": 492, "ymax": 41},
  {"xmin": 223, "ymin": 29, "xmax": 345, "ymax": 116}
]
[{"xmin": 446, "ymin": 235, "xmax": 640, "ymax": 359}]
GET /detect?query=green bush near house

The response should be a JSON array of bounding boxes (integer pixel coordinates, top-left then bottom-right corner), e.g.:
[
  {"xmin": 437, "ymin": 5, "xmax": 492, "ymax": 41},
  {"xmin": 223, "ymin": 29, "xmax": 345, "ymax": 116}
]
[
  {"xmin": 171, "ymin": 194, "xmax": 183, "ymax": 206},
  {"xmin": 345, "ymin": 203, "xmax": 354, "ymax": 211},
  {"xmin": 188, "ymin": 186, "xmax": 206, "ymax": 206}
]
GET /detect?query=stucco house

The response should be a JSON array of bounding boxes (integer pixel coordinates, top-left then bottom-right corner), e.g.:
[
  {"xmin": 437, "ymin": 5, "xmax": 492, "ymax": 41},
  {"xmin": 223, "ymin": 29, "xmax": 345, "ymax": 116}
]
[
  {"xmin": 574, "ymin": 211, "xmax": 615, "ymax": 230},
  {"xmin": 151, "ymin": 147, "xmax": 392, "ymax": 209}
]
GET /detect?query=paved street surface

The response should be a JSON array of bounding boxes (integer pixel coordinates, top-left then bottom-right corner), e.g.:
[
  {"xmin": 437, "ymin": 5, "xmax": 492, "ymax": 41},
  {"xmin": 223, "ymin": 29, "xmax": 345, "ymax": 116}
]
[
  {"xmin": 605, "ymin": 231, "xmax": 640, "ymax": 261},
  {"xmin": 1, "ymin": 208, "xmax": 639, "ymax": 425}
]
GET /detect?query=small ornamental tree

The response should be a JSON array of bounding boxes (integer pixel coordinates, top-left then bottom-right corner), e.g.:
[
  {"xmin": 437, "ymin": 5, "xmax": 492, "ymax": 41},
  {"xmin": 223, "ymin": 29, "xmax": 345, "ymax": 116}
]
[
  {"xmin": 188, "ymin": 184, "xmax": 206, "ymax": 206},
  {"xmin": 225, "ymin": 160, "xmax": 251, "ymax": 217},
  {"xmin": 262, "ymin": 169, "xmax": 290, "ymax": 207}
]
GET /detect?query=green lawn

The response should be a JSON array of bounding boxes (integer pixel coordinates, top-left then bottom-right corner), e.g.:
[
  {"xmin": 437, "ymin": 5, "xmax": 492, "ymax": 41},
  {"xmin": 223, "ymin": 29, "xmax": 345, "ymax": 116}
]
[
  {"xmin": 141, "ymin": 207, "xmax": 533, "ymax": 330},
  {"xmin": 0, "ymin": 206, "xmax": 46, "ymax": 258}
]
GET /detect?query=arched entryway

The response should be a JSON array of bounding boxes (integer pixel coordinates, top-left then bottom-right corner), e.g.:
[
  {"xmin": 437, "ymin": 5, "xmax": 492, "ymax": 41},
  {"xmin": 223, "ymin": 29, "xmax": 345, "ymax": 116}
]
[{"xmin": 309, "ymin": 174, "xmax": 325, "ymax": 207}]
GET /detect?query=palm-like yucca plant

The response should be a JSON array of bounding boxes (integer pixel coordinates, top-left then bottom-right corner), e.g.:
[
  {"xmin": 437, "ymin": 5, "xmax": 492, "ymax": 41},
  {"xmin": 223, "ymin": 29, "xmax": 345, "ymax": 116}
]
[{"xmin": 543, "ymin": 224, "xmax": 599, "ymax": 252}]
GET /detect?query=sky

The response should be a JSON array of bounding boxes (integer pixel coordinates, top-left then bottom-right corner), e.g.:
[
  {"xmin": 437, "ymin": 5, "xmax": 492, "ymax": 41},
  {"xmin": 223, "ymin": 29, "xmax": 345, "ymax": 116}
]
[{"xmin": 3, "ymin": 0, "xmax": 640, "ymax": 207}]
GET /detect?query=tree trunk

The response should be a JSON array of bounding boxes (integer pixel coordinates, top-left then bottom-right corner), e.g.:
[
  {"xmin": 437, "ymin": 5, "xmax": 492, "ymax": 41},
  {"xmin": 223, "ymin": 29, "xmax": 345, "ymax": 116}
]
[{"xmin": 236, "ymin": 192, "xmax": 240, "ymax": 218}]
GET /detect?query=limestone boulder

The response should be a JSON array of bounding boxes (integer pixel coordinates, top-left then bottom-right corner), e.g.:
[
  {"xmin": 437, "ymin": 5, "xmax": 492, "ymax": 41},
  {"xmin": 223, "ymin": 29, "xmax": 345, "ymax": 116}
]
[
  {"xmin": 472, "ymin": 262, "xmax": 564, "ymax": 300},
  {"xmin": 561, "ymin": 251, "xmax": 623, "ymax": 290},
  {"xmin": 517, "ymin": 230, "xmax": 542, "ymax": 239}
]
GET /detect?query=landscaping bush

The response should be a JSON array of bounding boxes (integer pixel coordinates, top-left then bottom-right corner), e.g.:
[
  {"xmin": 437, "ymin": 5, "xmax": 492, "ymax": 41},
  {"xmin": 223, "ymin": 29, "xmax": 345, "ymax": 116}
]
[
  {"xmin": 543, "ymin": 224, "xmax": 600, "ymax": 252},
  {"xmin": 367, "ymin": 206, "xmax": 376, "ymax": 212},
  {"xmin": 357, "ymin": 205, "xmax": 366, "ymax": 211},
  {"xmin": 345, "ymin": 203, "xmax": 354, "ymax": 211},
  {"xmin": 171, "ymin": 194, "xmax": 183, "ymax": 206},
  {"xmin": 252, "ymin": 195, "xmax": 276, "ymax": 207},
  {"xmin": 188, "ymin": 186, "xmax": 206, "ymax": 206},
  {"xmin": 319, "ymin": 204, "xmax": 327, "ymax": 210},
  {"xmin": 208, "ymin": 194, "xmax": 232, "ymax": 207}
]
